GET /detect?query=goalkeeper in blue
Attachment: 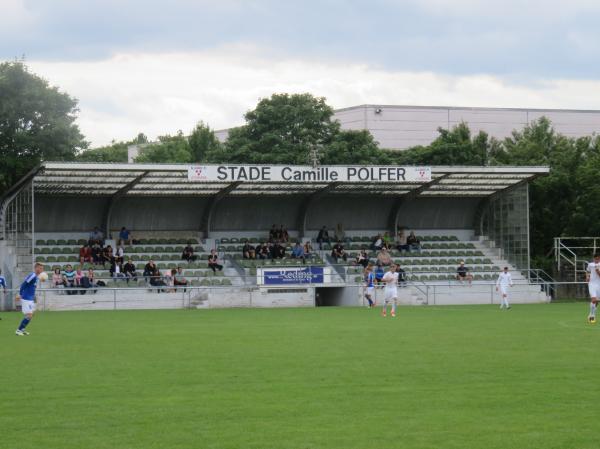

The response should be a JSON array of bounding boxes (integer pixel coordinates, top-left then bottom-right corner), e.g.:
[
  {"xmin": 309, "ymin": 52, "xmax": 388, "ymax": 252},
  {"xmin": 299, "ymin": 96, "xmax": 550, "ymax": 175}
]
[{"xmin": 15, "ymin": 263, "xmax": 44, "ymax": 336}]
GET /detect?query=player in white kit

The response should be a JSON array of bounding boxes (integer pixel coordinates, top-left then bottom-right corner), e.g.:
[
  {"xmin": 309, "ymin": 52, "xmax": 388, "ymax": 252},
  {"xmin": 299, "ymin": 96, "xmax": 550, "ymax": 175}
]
[
  {"xmin": 586, "ymin": 254, "xmax": 600, "ymax": 324},
  {"xmin": 381, "ymin": 263, "xmax": 399, "ymax": 318},
  {"xmin": 496, "ymin": 266, "xmax": 513, "ymax": 309}
]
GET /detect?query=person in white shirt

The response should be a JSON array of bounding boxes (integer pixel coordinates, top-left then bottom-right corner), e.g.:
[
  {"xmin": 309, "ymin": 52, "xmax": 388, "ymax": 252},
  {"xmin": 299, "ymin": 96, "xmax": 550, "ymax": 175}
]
[
  {"xmin": 381, "ymin": 263, "xmax": 399, "ymax": 318},
  {"xmin": 586, "ymin": 254, "xmax": 600, "ymax": 324},
  {"xmin": 496, "ymin": 267, "xmax": 514, "ymax": 309}
]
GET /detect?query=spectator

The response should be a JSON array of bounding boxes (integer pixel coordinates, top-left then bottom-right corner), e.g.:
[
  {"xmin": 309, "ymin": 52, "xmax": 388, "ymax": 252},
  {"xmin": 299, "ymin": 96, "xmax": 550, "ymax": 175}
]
[
  {"xmin": 174, "ymin": 267, "xmax": 188, "ymax": 291},
  {"xmin": 371, "ymin": 234, "xmax": 384, "ymax": 251},
  {"xmin": 208, "ymin": 250, "xmax": 223, "ymax": 273},
  {"xmin": 456, "ymin": 261, "xmax": 473, "ymax": 285},
  {"xmin": 331, "ymin": 241, "xmax": 348, "ymax": 263},
  {"xmin": 123, "ymin": 258, "xmax": 137, "ymax": 282},
  {"xmin": 396, "ymin": 230, "xmax": 410, "ymax": 253},
  {"xmin": 396, "ymin": 264, "xmax": 407, "ymax": 287},
  {"xmin": 270, "ymin": 242, "xmax": 285, "ymax": 259},
  {"xmin": 63, "ymin": 264, "xmax": 76, "ymax": 295},
  {"xmin": 91, "ymin": 243, "xmax": 102, "ymax": 265},
  {"xmin": 79, "ymin": 244, "xmax": 92, "ymax": 265},
  {"xmin": 243, "ymin": 242, "xmax": 256, "ymax": 259},
  {"xmin": 115, "ymin": 244, "xmax": 125, "ymax": 265},
  {"xmin": 110, "ymin": 258, "xmax": 125, "ymax": 279},
  {"xmin": 269, "ymin": 224, "xmax": 278, "ymax": 242},
  {"xmin": 256, "ymin": 242, "xmax": 269, "ymax": 260},
  {"xmin": 182, "ymin": 243, "xmax": 197, "ymax": 262},
  {"xmin": 102, "ymin": 245, "xmax": 113, "ymax": 267},
  {"xmin": 80, "ymin": 268, "xmax": 97, "ymax": 294},
  {"xmin": 407, "ymin": 231, "xmax": 421, "ymax": 252},
  {"xmin": 356, "ymin": 249, "xmax": 369, "ymax": 268},
  {"xmin": 52, "ymin": 267, "xmax": 66, "ymax": 289},
  {"xmin": 317, "ymin": 226, "xmax": 331, "ymax": 250},
  {"xmin": 75, "ymin": 268, "xmax": 84, "ymax": 287},
  {"xmin": 280, "ymin": 225, "xmax": 289, "ymax": 243},
  {"xmin": 334, "ymin": 223, "xmax": 347, "ymax": 243},
  {"xmin": 144, "ymin": 259, "xmax": 158, "ymax": 283},
  {"xmin": 164, "ymin": 269, "xmax": 176, "ymax": 292},
  {"xmin": 89, "ymin": 226, "xmax": 104, "ymax": 246},
  {"xmin": 383, "ymin": 232, "xmax": 393, "ymax": 248},
  {"xmin": 119, "ymin": 226, "xmax": 132, "ymax": 245},
  {"xmin": 149, "ymin": 268, "xmax": 166, "ymax": 290},
  {"xmin": 377, "ymin": 247, "xmax": 392, "ymax": 266},
  {"xmin": 291, "ymin": 242, "xmax": 305, "ymax": 263},
  {"xmin": 303, "ymin": 241, "xmax": 314, "ymax": 260}
]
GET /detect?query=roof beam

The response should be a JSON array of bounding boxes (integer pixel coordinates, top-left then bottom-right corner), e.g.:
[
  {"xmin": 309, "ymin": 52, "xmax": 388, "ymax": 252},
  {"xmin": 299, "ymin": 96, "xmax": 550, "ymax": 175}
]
[
  {"xmin": 296, "ymin": 182, "xmax": 341, "ymax": 239},
  {"xmin": 200, "ymin": 181, "xmax": 242, "ymax": 238}
]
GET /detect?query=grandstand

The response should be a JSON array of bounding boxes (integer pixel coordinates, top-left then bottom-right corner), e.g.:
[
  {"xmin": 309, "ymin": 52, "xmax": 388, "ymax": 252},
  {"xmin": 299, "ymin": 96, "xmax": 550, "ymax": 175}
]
[{"xmin": 0, "ymin": 162, "xmax": 550, "ymax": 310}]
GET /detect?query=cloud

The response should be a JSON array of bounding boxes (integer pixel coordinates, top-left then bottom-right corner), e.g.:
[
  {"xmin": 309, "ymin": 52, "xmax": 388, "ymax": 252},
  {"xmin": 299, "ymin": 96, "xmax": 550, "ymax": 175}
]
[{"xmin": 27, "ymin": 47, "xmax": 600, "ymax": 147}]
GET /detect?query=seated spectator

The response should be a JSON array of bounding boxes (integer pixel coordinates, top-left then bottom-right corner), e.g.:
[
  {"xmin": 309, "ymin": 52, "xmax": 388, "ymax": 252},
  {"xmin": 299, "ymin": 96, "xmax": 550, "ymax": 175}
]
[
  {"xmin": 143, "ymin": 259, "xmax": 158, "ymax": 282},
  {"xmin": 396, "ymin": 264, "xmax": 407, "ymax": 287},
  {"xmin": 150, "ymin": 269, "xmax": 166, "ymax": 290},
  {"xmin": 75, "ymin": 268, "xmax": 84, "ymax": 286},
  {"xmin": 303, "ymin": 241, "xmax": 314, "ymax": 259},
  {"xmin": 371, "ymin": 234, "xmax": 384, "ymax": 251},
  {"xmin": 123, "ymin": 258, "xmax": 138, "ymax": 282},
  {"xmin": 269, "ymin": 224, "xmax": 278, "ymax": 242},
  {"xmin": 115, "ymin": 244, "xmax": 125, "ymax": 265},
  {"xmin": 102, "ymin": 245, "xmax": 113, "ymax": 267},
  {"xmin": 407, "ymin": 231, "xmax": 421, "ymax": 252},
  {"xmin": 331, "ymin": 241, "xmax": 348, "ymax": 263},
  {"xmin": 80, "ymin": 268, "xmax": 97, "ymax": 294},
  {"xmin": 52, "ymin": 267, "xmax": 66, "ymax": 289},
  {"xmin": 208, "ymin": 250, "xmax": 223, "ymax": 272},
  {"xmin": 456, "ymin": 261, "xmax": 473, "ymax": 285},
  {"xmin": 119, "ymin": 226, "xmax": 132, "ymax": 245},
  {"xmin": 374, "ymin": 262, "xmax": 385, "ymax": 285},
  {"xmin": 317, "ymin": 226, "xmax": 331, "ymax": 250},
  {"xmin": 89, "ymin": 226, "xmax": 104, "ymax": 246},
  {"xmin": 164, "ymin": 269, "xmax": 176, "ymax": 292},
  {"xmin": 79, "ymin": 244, "xmax": 92, "ymax": 265},
  {"xmin": 110, "ymin": 258, "xmax": 125, "ymax": 279},
  {"xmin": 174, "ymin": 267, "xmax": 188, "ymax": 291},
  {"xmin": 356, "ymin": 249, "xmax": 369, "ymax": 268},
  {"xmin": 182, "ymin": 243, "xmax": 197, "ymax": 262},
  {"xmin": 279, "ymin": 225, "xmax": 289, "ymax": 243},
  {"xmin": 383, "ymin": 232, "xmax": 393, "ymax": 248},
  {"xmin": 377, "ymin": 247, "xmax": 392, "ymax": 266},
  {"xmin": 91, "ymin": 243, "xmax": 103, "ymax": 265},
  {"xmin": 243, "ymin": 242, "xmax": 256, "ymax": 259},
  {"xmin": 396, "ymin": 230, "xmax": 410, "ymax": 253},
  {"xmin": 291, "ymin": 242, "xmax": 305, "ymax": 263},
  {"xmin": 63, "ymin": 264, "xmax": 76, "ymax": 295},
  {"xmin": 256, "ymin": 242, "xmax": 269, "ymax": 260},
  {"xmin": 270, "ymin": 242, "xmax": 285, "ymax": 259}
]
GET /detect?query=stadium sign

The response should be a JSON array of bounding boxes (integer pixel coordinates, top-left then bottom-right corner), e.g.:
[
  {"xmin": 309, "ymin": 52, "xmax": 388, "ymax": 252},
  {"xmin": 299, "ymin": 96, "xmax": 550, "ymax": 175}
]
[
  {"xmin": 188, "ymin": 165, "xmax": 431, "ymax": 183},
  {"xmin": 262, "ymin": 267, "xmax": 325, "ymax": 285}
]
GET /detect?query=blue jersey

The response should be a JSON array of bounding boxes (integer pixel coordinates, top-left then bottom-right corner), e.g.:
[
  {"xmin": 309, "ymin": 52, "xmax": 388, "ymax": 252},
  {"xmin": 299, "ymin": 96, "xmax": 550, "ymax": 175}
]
[
  {"xmin": 366, "ymin": 272, "xmax": 375, "ymax": 288},
  {"xmin": 19, "ymin": 272, "xmax": 38, "ymax": 301},
  {"xmin": 0, "ymin": 276, "xmax": 6, "ymax": 289}
]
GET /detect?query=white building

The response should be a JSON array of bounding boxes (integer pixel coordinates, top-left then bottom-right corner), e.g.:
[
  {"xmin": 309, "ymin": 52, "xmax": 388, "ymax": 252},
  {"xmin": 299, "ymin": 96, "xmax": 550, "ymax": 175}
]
[{"xmin": 215, "ymin": 105, "xmax": 600, "ymax": 150}]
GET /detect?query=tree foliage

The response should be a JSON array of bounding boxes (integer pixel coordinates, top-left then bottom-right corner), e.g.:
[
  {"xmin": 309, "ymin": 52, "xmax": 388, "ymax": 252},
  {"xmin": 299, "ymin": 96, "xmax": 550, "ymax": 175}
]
[
  {"xmin": 0, "ymin": 61, "xmax": 86, "ymax": 195},
  {"xmin": 76, "ymin": 134, "xmax": 148, "ymax": 163},
  {"xmin": 134, "ymin": 131, "xmax": 192, "ymax": 163}
]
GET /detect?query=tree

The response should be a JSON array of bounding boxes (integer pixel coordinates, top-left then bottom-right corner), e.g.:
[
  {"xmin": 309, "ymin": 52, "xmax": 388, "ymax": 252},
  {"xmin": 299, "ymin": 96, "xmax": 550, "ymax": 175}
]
[
  {"xmin": 320, "ymin": 130, "xmax": 388, "ymax": 165},
  {"xmin": 134, "ymin": 131, "xmax": 192, "ymax": 163},
  {"xmin": 189, "ymin": 122, "xmax": 222, "ymax": 162},
  {"xmin": 77, "ymin": 133, "xmax": 148, "ymax": 163},
  {"xmin": 0, "ymin": 61, "xmax": 86, "ymax": 195},
  {"xmin": 223, "ymin": 93, "xmax": 340, "ymax": 164}
]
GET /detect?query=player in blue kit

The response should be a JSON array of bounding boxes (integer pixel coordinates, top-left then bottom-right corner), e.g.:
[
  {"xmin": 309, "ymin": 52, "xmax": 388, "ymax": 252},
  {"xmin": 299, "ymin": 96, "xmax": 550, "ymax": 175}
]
[
  {"xmin": 364, "ymin": 264, "xmax": 376, "ymax": 308},
  {"xmin": 15, "ymin": 263, "xmax": 44, "ymax": 336},
  {"xmin": 0, "ymin": 269, "xmax": 6, "ymax": 320}
]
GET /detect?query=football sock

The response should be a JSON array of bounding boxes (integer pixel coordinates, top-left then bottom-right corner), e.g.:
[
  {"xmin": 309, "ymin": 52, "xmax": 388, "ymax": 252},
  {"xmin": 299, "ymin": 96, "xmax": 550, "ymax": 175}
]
[
  {"xmin": 392, "ymin": 302, "xmax": 397, "ymax": 314},
  {"xmin": 365, "ymin": 296, "xmax": 373, "ymax": 307},
  {"xmin": 18, "ymin": 317, "xmax": 30, "ymax": 330},
  {"xmin": 590, "ymin": 302, "xmax": 597, "ymax": 317}
]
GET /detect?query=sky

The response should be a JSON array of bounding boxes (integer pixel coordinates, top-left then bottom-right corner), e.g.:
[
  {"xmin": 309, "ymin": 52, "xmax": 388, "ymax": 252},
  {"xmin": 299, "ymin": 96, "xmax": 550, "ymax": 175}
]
[{"xmin": 2, "ymin": 0, "xmax": 600, "ymax": 146}]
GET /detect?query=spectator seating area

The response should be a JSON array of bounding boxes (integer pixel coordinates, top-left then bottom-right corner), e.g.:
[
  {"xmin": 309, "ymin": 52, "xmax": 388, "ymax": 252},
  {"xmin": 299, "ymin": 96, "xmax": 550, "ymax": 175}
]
[{"xmin": 34, "ymin": 238, "xmax": 233, "ymax": 287}]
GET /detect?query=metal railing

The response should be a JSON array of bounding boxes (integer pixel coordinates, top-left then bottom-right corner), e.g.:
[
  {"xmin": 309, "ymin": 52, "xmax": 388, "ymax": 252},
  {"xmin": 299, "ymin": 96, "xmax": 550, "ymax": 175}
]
[{"xmin": 554, "ymin": 237, "xmax": 600, "ymax": 281}]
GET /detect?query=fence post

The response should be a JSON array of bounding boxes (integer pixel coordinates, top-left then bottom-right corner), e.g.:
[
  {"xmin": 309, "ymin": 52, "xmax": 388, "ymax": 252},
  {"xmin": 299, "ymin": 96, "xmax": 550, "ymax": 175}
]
[{"xmin": 113, "ymin": 289, "xmax": 117, "ymax": 310}]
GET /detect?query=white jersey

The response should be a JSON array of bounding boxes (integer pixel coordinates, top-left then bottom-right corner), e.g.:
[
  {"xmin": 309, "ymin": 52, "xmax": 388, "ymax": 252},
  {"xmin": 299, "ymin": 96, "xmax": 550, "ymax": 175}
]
[
  {"xmin": 587, "ymin": 262, "xmax": 600, "ymax": 284},
  {"xmin": 496, "ymin": 272, "xmax": 513, "ymax": 287}
]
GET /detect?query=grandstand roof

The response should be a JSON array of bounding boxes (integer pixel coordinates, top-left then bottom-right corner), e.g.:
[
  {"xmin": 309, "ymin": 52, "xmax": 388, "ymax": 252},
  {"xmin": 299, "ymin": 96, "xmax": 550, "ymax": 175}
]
[{"xmin": 29, "ymin": 162, "xmax": 548, "ymax": 198}]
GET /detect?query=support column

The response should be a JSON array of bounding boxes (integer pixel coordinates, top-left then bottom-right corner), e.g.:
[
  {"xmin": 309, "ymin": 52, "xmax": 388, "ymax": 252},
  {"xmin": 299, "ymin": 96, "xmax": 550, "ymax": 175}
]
[
  {"xmin": 102, "ymin": 171, "xmax": 149, "ymax": 238},
  {"xmin": 199, "ymin": 181, "xmax": 242, "ymax": 238},
  {"xmin": 296, "ymin": 182, "xmax": 340, "ymax": 239}
]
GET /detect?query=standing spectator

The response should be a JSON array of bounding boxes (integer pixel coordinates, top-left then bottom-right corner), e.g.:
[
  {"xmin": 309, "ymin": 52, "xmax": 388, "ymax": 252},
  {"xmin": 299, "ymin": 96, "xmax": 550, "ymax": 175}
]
[
  {"xmin": 63, "ymin": 264, "xmax": 76, "ymax": 295},
  {"xmin": 182, "ymin": 243, "xmax": 197, "ymax": 262},
  {"xmin": 377, "ymin": 247, "xmax": 392, "ymax": 266},
  {"xmin": 243, "ymin": 242, "xmax": 256, "ymax": 259},
  {"xmin": 456, "ymin": 261, "xmax": 473, "ymax": 285},
  {"xmin": 407, "ymin": 231, "xmax": 421, "ymax": 252},
  {"xmin": 123, "ymin": 258, "xmax": 138, "ymax": 282},
  {"xmin": 119, "ymin": 226, "xmax": 132, "ymax": 245},
  {"xmin": 356, "ymin": 249, "xmax": 369, "ymax": 268},
  {"xmin": 334, "ymin": 223, "xmax": 347, "ymax": 243},
  {"xmin": 396, "ymin": 230, "xmax": 410, "ymax": 253},
  {"xmin": 331, "ymin": 241, "xmax": 348, "ymax": 263},
  {"xmin": 269, "ymin": 225, "xmax": 278, "ymax": 242},
  {"xmin": 174, "ymin": 267, "xmax": 188, "ymax": 291},
  {"xmin": 291, "ymin": 242, "xmax": 305, "ymax": 263},
  {"xmin": 208, "ymin": 250, "xmax": 223, "ymax": 273},
  {"xmin": 79, "ymin": 244, "xmax": 92, "ymax": 266},
  {"xmin": 317, "ymin": 226, "xmax": 331, "ymax": 250},
  {"xmin": 89, "ymin": 226, "xmax": 104, "ymax": 246}
]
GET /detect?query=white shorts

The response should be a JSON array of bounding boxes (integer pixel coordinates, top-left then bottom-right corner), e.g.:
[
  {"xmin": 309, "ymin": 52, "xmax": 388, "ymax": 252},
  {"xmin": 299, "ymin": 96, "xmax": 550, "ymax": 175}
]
[
  {"xmin": 366, "ymin": 286, "xmax": 375, "ymax": 296},
  {"xmin": 21, "ymin": 299, "xmax": 36, "ymax": 315},
  {"xmin": 384, "ymin": 289, "xmax": 398, "ymax": 301},
  {"xmin": 499, "ymin": 286, "xmax": 508, "ymax": 296},
  {"xmin": 589, "ymin": 283, "xmax": 600, "ymax": 299}
]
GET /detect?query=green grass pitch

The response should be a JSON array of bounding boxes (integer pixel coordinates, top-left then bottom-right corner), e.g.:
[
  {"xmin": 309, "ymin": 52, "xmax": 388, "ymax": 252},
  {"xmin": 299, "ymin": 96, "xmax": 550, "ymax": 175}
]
[{"xmin": 0, "ymin": 303, "xmax": 598, "ymax": 449}]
